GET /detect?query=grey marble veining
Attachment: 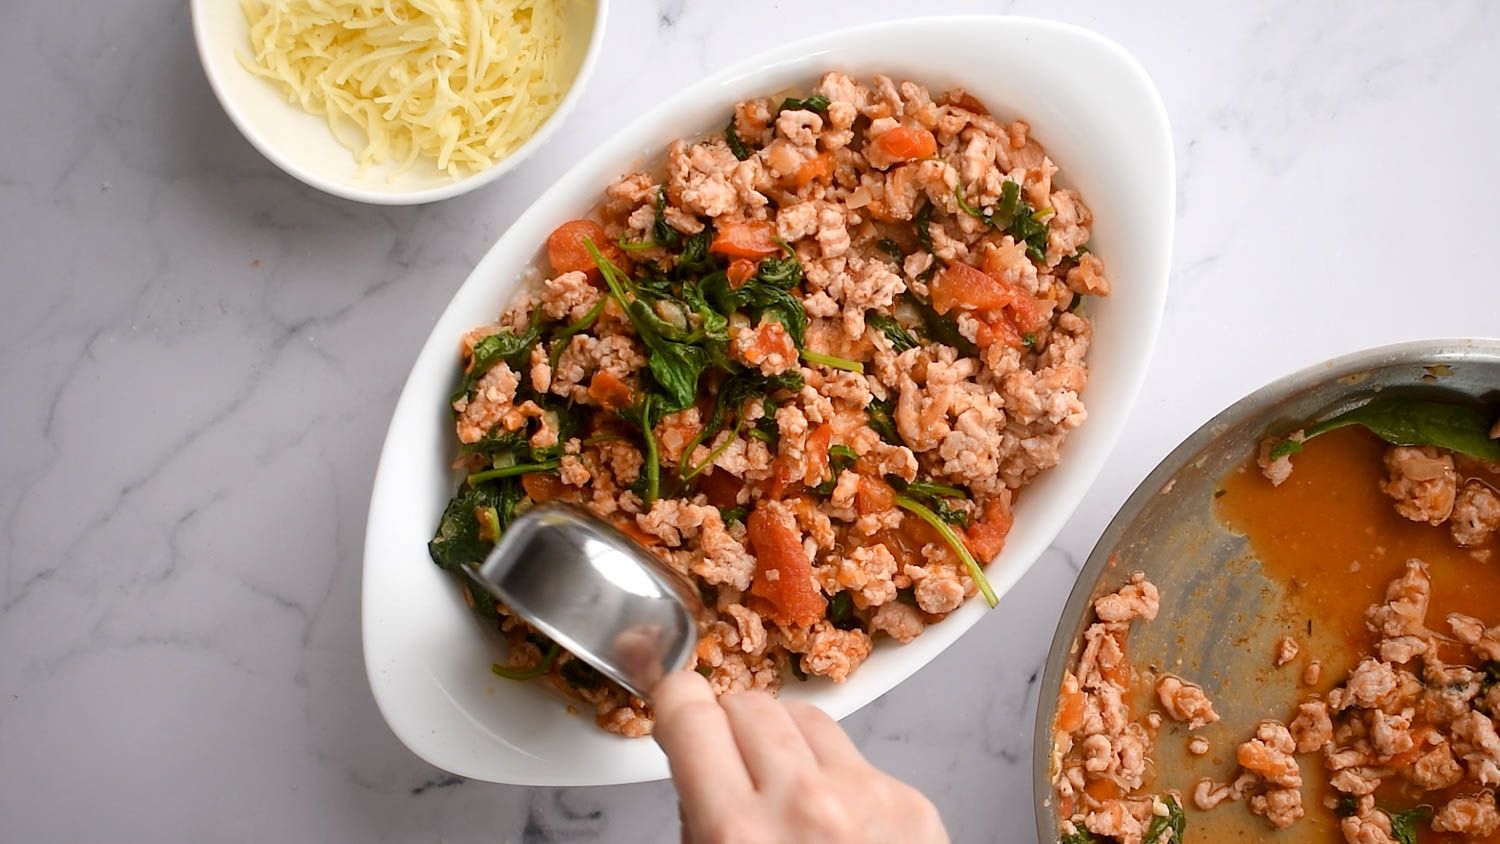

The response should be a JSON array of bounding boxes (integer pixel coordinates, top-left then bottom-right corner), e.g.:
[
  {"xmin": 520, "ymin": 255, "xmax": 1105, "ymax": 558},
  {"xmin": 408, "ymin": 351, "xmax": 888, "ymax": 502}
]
[{"xmin": 2, "ymin": 1, "xmax": 1497, "ymax": 842}]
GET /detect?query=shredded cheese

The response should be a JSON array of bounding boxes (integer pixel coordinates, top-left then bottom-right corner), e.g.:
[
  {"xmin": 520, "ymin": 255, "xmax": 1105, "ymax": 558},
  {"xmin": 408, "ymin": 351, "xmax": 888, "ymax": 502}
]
[{"xmin": 239, "ymin": 0, "xmax": 573, "ymax": 178}]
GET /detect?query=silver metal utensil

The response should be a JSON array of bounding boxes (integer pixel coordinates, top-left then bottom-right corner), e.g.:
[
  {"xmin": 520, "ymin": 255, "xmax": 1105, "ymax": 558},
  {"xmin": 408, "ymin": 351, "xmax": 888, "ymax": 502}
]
[{"xmin": 464, "ymin": 503, "xmax": 702, "ymax": 701}]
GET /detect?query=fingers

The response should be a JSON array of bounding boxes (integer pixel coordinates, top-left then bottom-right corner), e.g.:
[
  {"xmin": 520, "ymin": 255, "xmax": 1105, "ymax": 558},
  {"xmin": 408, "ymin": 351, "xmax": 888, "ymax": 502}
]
[
  {"xmin": 785, "ymin": 700, "xmax": 868, "ymax": 770},
  {"xmin": 652, "ymin": 671, "xmax": 753, "ymax": 821},
  {"xmin": 719, "ymin": 690, "xmax": 818, "ymax": 788}
]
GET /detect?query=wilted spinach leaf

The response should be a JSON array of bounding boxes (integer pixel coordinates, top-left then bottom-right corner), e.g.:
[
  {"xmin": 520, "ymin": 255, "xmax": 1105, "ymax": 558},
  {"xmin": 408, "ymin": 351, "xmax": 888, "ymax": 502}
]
[
  {"xmin": 777, "ymin": 94, "xmax": 830, "ymax": 116},
  {"xmin": 955, "ymin": 181, "xmax": 1050, "ymax": 263},
  {"xmin": 868, "ymin": 312, "xmax": 918, "ymax": 353},
  {"xmin": 1270, "ymin": 397, "xmax": 1500, "ymax": 461},
  {"xmin": 651, "ymin": 186, "xmax": 681, "ymax": 250},
  {"xmin": 826, "ymin": 592, "xmax": 862, "ymax": 631},
  {"xmin": 867, "ymin": 398, "xmax": 900, "ymax": 444},
  {"xmin": 725, "ymin": 115, "xmax": 752, "ymax": 160},
  {"xmin": 914, "ymin": 202, "xmax": 935, "ymax": 254},
  {"xmin": 451, "ymin": 317, "xmax": 542, "ymax": 407},
  {"xmin": 907, "ymin": 293, "xmax": 979, "ymax": 357},
  {"xmin": 1385, "ymin": 806, "xmax": 1431, "ymax": 844},
  {"xmin": 1142, "ymin": 796, "xmax": 1186, "ymax": 844}
]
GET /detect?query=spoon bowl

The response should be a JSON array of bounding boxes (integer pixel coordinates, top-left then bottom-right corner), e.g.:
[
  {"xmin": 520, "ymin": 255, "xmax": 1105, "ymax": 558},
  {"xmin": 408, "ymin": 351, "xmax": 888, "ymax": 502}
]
[{"xmin": 466, "ymin": 504, "xmax": 702, "ymax": 700}]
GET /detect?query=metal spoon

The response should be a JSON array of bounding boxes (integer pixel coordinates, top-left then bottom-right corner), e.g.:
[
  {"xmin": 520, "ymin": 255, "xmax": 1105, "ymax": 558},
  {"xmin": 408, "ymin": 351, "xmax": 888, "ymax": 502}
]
[{"xmin": 463, "ymin": 503, "xmax": 702, "ymax": 701}]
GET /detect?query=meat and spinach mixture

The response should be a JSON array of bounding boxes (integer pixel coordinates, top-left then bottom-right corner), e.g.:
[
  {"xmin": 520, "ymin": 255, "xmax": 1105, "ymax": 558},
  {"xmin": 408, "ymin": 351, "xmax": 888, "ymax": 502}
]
[
  {"xmin": 430, "ymin": 72, "xmax": 1109, "ymax": 736},
  {"xmin": 1052, "ymin": 398, "xmax": 1500, "ymax": 843}
]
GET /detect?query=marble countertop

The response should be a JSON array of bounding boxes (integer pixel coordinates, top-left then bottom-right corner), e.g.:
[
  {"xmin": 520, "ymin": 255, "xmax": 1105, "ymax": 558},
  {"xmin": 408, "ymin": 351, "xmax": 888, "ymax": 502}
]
[{"xmin": 3, "ymin": 1, "xmax": 1498, "ymax": 841}]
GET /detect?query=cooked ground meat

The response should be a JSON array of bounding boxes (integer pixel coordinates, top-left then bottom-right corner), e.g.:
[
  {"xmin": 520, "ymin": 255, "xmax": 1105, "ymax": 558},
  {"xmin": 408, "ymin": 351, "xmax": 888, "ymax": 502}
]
[
  {"xmin": 1155, "ymin": 676, "xmax": 1219, "ymax": 730},
  {"xmin": 1051, "ymin": 573, "xmax": 1195, "ymax": 844},
  {"xmin": 1196, "ymin": 559, "xmax": 1500, "ymax": 840},
  {"xmin": 433, "ymin": 73, "xmax": 1110, "ymax": 735},
  {"xmin": 1381, "ymin": 445, "xmax": 1458, "ymax": 525}
]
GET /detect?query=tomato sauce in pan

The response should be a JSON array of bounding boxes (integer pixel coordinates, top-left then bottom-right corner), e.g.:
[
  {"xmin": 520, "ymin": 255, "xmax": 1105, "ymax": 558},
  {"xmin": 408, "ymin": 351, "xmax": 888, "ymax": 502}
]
[{"xmin": 1214, "ymin": 426, "xmax": 1500, "ymax": 843}]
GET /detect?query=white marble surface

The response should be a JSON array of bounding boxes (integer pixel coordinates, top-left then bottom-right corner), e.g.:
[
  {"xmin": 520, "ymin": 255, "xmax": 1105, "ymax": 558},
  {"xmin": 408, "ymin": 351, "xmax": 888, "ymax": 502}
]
[{"xmin": 3, "ymin": 1, "xmax": 1498, "ymax": 841}]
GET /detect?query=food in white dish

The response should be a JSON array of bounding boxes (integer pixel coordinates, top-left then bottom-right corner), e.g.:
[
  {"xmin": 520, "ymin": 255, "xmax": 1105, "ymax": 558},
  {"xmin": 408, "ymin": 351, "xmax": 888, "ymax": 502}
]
[{"xmin": 430, "ymin": 71, "xmax": 1114, "ymax": 736}]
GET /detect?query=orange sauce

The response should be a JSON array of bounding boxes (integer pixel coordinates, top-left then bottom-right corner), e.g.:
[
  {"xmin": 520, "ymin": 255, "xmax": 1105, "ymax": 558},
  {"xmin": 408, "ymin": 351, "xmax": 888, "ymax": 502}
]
[{"xmin": 1215, "ymin": 426, "xmax": 1500, "ymax": 843}]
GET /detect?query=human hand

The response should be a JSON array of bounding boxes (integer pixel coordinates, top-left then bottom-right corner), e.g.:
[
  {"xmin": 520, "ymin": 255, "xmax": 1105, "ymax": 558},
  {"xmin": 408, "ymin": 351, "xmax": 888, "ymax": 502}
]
[{"xmin": 652, "ymin": 671, "xmax": 950, "ymax": 844}]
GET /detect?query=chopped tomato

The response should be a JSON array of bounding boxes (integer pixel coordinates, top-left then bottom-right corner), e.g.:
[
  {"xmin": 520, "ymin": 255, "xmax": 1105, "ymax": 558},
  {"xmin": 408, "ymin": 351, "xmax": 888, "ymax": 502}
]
[
  {"xmin": 1098, "ymin": 631, "xmax": 1132, "ymax": 689},
  {"xmin": 587, "ymin": 370, "xmax": 634, "ymax": 411},
  {"xmin": 971, "ymin": 314, "xmax": 1017, "ymax": 350},
  {"xmin": 855, "ymin": 475, "xmax": 895, "ymax": 515},
  {"xmin": 1083, "ymin": 777, "xmax": 1122, "ymax": 802},
  {"xmin": 964, "ymin": 498, "xmax": 1014, "ymax": 563},
  {"xmin": 614, "ymin": 516, "xmax": 662, "ymax": 548},
  {"xmin": 697, "ymin": 469, "xmax": 744, "ymax": 509},
  {"xmin": 805, "ymin": 424, "xmax": 834, "ymax": 483},
  {"xmin": 710, "ymin": 220, "xmax": 781, "ymax": 259},
  {"xmin": 1006, "ymin": 293, "xmax": 1047, "ymax": 334},
  {"xmin": 521, "ymin": 473, "xmax": 568, "ymax": 503},
  {"xmin": 789, "ymin": 151, "xmax": 835, "ymax": 188},
  {"xmin": 873, "ymin": 126, "xmax": 937, "ymax": 163},
  {"xmin": 1056, "ymin": 688, "xmax": 1088, "ymax": 733},
  {"xmin": 727, "ymin": 258, "xmax": 758, "ymax": 289},
  {"xmin": 930, "ymin": 261, "xmax": 1011, "ymax": 314},
  {"xmin": 765, "ymin": 455, "xmax": 800, "ymax": 500},
  {"xmin": 747, "ymin": 506, "xmax": 827, "ymax": 626},
  {"xmin": 978, "ymin": 250, "xmax": 1048, "ymax": 332},
  {"xmin": 898, "ymin": 511, "xmax": 948, "ymax": 561},
  {"xmin": 546, "ymin": 219, "xmax": 621, "ymax": 277}
]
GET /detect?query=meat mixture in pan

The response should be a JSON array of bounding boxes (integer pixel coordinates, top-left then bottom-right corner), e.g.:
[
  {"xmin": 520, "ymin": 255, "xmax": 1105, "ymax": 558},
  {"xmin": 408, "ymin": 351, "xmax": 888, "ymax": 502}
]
[
  {"xmin": 1051, "ymin": 571, "xmax": 1196, "ymax": 844},
  {"xmin": 430, "ymin": 72, "xmax": 1109, "ymax": 736},
  {"xmin": 1195, "ymin": 559, "xmax": 1500, "ymax": 841},
  {"xmin": 1051, "ymin": 402, "xmax": 1499, "ymax": 843}
]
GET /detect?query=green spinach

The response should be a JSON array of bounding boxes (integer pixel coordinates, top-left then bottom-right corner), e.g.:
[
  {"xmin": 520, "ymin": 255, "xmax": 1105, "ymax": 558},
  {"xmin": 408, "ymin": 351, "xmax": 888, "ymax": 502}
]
[
  {"xmin": 893, "ymin": 478, "xmax": 970, "ymax": 526},
  {"xmin": 1269, "ymin": 397, "xmax": 1500, "ymax": 461},
  {"xmin": 826, "ymin": 592, "xmax": 862, "ymax": 631},
  {"xmin": 725, "ymin": 115, "xmax": 752, "ymax": 160},
  {"xmin": 914, "ymin": 202, "xmax": 935, "ymax": 254},
  {"xmin": 451, "ymin": 317, "xmax": 542, "ymax": 407},
  {"xmin": 756, "ymin": 254, "xmax": 803, "ymax": 288},
  {"xmin": 777, "ymin": 94, "xmax": 831, "ymax": 116},
  {"xmin": 894, "ymin": 493, "xmax": 997, "ymax": 607},
  {"xmin": 1142, "ymin": 796, "xmax": 1186, "ymax": 844},
  {"xmin": 814, "ymin": 444, "xmax": 860, "ymax": 495},
  {"xmin": 627, "ymin": 393, "xmax": 666, "ymax": 505},
  {"xmin": 547, "ymin": 295, "xmax": 608, "ymax": 369},
  {"xmin": 466, "ymin": 460, "xmax": 561, "ymax": 485},
  {"xmin": 868, "ymin": 312, "xmax": 918, "ymax": 353},
  {"xmin": 954, "ymin": 181, "xmax": 1050, "ymax": 263},
  {"xmin": 651, "ymin": 186, "xmax": 681, "ymax": 250},
  {"xmin": 907, "ymin": 293, "xmax": 979, "ymax": 357},
  {"xmin": 1385, "ymin": 806, "xmax": 1432, "ymax": 844},
  {"xmin": 867, "ymin": 398, "xmax": 900, "ymax": 444},
  {"xmin": 428, "ymin": 477, "xmax": 526, "ymax": 615},
  {"xmin": 800, "ymin": 349, "xmax": 863, "ymax": 373},
  {"xmin": 492, "ymin": 643, "xmax": 560, "ymax": 681}
]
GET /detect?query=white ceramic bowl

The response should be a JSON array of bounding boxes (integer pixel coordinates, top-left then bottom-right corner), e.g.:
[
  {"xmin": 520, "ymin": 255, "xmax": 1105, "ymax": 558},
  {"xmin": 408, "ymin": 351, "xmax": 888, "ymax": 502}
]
[
  {"xmin": 363, "ymin": 15, "xmax": 1174, "ymax": 785},
  {"xmin": 190, "ymin": 0, "xmax": 607, "ymax": 205}
]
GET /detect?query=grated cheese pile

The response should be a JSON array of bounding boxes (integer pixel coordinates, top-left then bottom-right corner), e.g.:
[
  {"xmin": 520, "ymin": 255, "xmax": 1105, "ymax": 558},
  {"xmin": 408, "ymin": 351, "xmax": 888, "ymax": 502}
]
[{"xmin": 240, "ymin": 0, "xmax": 572, "ymax": 178}]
